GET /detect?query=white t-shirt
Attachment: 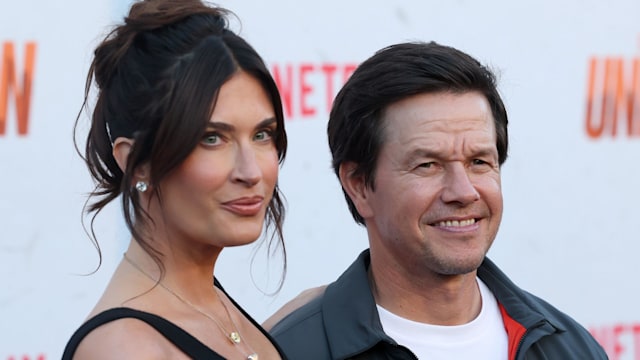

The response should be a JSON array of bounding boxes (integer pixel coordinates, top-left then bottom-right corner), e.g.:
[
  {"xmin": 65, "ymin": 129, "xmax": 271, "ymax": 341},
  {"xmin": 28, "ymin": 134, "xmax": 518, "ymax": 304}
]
[{"xmin": 376, "ymin": 278, "xmax": 508, "ymax": 360}]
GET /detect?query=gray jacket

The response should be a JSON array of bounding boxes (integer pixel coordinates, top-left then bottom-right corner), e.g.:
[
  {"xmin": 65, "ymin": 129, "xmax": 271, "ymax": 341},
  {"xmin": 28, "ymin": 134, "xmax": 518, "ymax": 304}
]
[{"xmin": 270, "ymin": 250, "xmax": 608, "ymax": 359}]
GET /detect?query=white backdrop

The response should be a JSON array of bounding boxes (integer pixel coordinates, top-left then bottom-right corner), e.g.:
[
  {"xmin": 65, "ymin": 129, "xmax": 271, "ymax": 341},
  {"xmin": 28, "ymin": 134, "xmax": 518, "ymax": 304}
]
[{"xmin": 1, "ymin": 1, "xmax": 639, "ymax": 359}]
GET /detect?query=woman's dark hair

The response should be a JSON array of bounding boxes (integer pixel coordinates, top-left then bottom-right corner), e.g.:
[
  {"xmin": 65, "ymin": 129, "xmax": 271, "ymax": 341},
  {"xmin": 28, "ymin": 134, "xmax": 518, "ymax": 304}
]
[
  {"xmin": 75, "ymin": 0, "xmax": 287, "ymax": 277},
  {"xmin": 328, "ymin": 41, "xmax": 508, "ymax": 225}
]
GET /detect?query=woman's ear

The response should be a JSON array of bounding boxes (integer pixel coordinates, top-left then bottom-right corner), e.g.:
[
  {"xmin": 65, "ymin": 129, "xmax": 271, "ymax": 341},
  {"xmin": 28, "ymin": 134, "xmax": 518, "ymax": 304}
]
[
  {"xmin": 339, "ymin": 162, "xmax": 374, "ymax": 219},
  {"xmin": 113, "ymin": 137, "xmax": 133, "ymax": 173},
  {"xmin": 113, "ymin": 137, "xmax": 151, "ymax": 187}
]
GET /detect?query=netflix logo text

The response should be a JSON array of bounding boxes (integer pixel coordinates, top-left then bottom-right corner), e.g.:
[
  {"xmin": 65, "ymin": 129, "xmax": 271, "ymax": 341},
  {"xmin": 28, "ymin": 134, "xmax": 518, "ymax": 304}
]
[
  {"xmin": 271, "ymin": 62, "xmax": 357, "ymax": 120},
  {"xmin": 585, "ymin": 56, "xmax": 640, "ymax": 139},
  {"xmin": 591, "ymin": 323, "xmax": 640, "ymax": 360},
  {"xmin": 6, "ymin": 354, "xmax": 45, "ymax": 360},
  {"xmin": 0, "ymin": 41, "xmax": 36, "ymax": 137}
]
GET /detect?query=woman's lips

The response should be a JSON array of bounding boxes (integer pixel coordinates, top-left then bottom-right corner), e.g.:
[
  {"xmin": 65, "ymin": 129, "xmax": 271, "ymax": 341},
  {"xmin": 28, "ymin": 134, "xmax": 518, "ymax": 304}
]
[{"xmin": 221, "ymin": 196, "xmax": 264, "ymax": 216}]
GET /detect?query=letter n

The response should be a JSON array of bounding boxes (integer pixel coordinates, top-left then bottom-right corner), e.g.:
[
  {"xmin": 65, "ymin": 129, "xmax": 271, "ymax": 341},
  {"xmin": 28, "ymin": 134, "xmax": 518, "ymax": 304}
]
[
  {"xmin": 0, "ymin": 41, "xmax": 37, "ymax": 136},
  {"xmin": 271, "ymin": 63, "xmax": 293, "ymax": 119}
]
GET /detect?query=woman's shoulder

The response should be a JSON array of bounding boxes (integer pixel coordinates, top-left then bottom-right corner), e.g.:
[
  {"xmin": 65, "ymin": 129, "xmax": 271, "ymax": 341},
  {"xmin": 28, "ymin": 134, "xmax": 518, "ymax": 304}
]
[{"xmin": 64, "ymin": 308, "xmax": 185, "ymax": 360}]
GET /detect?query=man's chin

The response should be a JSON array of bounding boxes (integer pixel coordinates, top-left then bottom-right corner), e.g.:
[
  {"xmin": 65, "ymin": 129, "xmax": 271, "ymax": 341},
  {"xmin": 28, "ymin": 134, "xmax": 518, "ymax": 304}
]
[{"xmin": 432, "ymin": 257, "xmax": 485, "ymax": 276}]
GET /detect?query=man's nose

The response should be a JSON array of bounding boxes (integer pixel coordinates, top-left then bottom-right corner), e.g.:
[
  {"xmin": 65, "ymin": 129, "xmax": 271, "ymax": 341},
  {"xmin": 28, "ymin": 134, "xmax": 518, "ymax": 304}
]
[{"xmin": 440, "ymin": 163, "xmax": 480, "ymax": 205}]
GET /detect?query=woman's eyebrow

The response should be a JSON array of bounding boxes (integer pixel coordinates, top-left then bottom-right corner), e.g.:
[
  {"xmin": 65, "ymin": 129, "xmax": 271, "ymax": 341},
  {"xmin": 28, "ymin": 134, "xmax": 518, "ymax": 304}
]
[
  {"xmin": 206, "ymin": 117, "xmax": 277, "ymax": 132},
  {"xmin": 254, "ymin": 117, "xmax": 277, "ymax": 130}
]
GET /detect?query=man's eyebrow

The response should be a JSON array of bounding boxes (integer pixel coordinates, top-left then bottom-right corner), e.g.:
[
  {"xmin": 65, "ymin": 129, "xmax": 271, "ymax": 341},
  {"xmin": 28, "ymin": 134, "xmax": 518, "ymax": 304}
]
[
  {"xmin": 406, "ymin": 148, "xmax": 439, "ymax": 161},
  {"xmin": 404, "ymin": 144, "xmax": 498, "ymax": 161},
  {"xmin": 467, "ymin": 144, "xmax": 499, "ymax": 158}
]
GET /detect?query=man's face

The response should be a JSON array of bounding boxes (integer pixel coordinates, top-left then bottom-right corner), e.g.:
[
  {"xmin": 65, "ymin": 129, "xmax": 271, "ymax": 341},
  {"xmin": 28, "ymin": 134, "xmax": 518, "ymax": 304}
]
[{"xmin": 356, "ymin": 91, "xmax": 503, "ymax": 277}]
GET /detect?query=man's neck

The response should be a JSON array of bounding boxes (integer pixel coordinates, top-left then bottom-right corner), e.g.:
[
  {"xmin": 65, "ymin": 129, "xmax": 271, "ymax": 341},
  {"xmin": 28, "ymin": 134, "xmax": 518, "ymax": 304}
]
[{"xmin": 368, "ymin": 259, "xmax": 482, "ymax": 326}]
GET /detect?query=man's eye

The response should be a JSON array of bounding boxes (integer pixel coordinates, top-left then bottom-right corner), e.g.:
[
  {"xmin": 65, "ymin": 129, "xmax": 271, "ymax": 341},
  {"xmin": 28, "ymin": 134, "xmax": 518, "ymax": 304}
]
[
  {"xmin": 472, "ymin": 159, "xmax": 494, "ymax": 167},
  {"xmin": 419, "ymin": 162, "xmax": 434, "ymax": 168}
]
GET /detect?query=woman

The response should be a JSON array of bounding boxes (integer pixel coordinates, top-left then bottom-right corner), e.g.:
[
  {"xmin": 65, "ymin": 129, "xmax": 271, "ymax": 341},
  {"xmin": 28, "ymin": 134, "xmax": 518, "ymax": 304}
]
[{"xmin": 63, "ymin": 0, "xmax": 288, "ymax": 359}]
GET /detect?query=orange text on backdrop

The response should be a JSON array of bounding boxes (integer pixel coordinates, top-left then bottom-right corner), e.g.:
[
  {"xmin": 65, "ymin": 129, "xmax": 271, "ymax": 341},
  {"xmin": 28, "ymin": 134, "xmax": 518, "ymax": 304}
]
[
  {"xmin": 590, "ymin": 322, "xmax": 640, "ymax": 360},
  {"xmin": 6, "ymin": 355, "xmax": 46, "ymax": 360},
  {"xmin": 271, "ymin": 62, "xmax": 357, "ymax": 120},
  {"xmin": 0, "ymin": 41, "xmax": 37, "ymax": 136},
  {"xmin": 585, "ymin": 56, "xmax": 640, "ymax": 139}
]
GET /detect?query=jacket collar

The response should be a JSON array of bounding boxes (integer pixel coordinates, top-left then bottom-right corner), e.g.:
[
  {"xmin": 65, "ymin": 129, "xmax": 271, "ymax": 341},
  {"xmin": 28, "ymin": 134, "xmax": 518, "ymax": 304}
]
[
  {"xmin": 322, "ymin": 249, "xmax": 394, "ymax": 359},
  {"xmin": 321, "ymin": 250, "xmax": 565, "ymax": 359},
  {"xmin": 477, "ymin": 257, "xmax": 565, "ymax": 332}
]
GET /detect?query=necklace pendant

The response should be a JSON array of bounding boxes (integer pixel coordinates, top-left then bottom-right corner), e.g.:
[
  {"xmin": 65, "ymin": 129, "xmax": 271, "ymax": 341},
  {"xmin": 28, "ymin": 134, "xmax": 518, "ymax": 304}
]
[
  {"xmin": 247, "ymin": 354, "xmax": 258, "ymax": 360},
  {"xmin": 229, "ymin": 331, "xmax": 241, "ymax": 344}
]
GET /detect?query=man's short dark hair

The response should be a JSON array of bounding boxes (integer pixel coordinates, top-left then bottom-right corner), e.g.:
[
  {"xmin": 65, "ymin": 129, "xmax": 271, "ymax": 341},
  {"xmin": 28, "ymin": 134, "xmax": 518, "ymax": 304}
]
[{"xmin": 328, "ymin": 41, "xmax": 509, "ymax": 225}]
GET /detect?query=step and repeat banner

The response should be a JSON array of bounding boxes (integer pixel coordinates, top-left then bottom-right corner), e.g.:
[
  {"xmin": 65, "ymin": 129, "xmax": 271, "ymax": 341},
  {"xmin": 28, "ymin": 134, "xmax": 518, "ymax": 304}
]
[{"xmin": 1, "ymin": 0, "xmax": 639, "ymax": 359}]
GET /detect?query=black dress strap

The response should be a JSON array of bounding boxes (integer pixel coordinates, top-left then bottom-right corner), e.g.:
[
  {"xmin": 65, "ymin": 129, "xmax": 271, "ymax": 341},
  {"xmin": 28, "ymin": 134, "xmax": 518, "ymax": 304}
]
[{"xmin": 61, "ymin": 307, "xmax": 223, "ymax": 359}]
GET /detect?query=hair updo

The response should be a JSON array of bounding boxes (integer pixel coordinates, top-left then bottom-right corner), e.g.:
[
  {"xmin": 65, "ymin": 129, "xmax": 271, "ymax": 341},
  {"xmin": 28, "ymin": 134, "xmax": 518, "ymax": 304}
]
[{"xmin": 76, "ymin": 0, "xmax": 287, "ymax": 273}]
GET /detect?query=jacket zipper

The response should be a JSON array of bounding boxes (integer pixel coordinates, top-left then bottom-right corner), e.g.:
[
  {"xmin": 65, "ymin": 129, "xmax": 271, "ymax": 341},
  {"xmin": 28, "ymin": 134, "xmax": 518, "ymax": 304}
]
[
  {"xmin": 513, "ymin": 328, "xmax": 530, "ymax": 360},
  {"xmin": 513, "ymin": 320, "xmax": 551, "ymax": 360}
]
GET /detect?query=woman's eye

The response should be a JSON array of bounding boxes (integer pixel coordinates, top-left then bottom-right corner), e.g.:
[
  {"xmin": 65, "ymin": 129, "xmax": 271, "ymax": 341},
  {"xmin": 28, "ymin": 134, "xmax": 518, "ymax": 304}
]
[
  {"xmin": 254, "ymin": 129, "xmax": 274, "ymax": 141},
  {"xmin": 201, "ymin": 133, "xmax": 220, "ymax": 145}
]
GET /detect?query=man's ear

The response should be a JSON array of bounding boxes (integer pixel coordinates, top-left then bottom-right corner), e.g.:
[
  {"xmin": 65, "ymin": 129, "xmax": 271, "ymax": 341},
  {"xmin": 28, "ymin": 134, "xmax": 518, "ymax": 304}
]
[{"xmin": 339, "ymin": 162, "xmax": 374, "ymax": 219}]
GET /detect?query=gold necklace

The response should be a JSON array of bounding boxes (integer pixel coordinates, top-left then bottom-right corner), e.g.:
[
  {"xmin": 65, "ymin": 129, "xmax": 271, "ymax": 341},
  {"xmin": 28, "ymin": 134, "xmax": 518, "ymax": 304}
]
[{"xmin": 123, "ymin": 253, "xmax": 259, "ymax": 360}]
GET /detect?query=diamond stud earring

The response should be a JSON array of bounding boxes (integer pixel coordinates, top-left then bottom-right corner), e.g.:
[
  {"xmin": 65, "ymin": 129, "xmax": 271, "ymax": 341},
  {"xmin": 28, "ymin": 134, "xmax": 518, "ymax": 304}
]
[{"xmin": 135, "ymin": 181, "xmax": 148, "ymax": 193}]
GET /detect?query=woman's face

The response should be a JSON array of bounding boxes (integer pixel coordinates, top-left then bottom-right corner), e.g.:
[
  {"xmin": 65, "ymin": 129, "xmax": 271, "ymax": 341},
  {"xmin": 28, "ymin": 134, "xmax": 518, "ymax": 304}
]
[{"xmin": 153, "ymin": 71, "xmax": 279, "ymax": 249}]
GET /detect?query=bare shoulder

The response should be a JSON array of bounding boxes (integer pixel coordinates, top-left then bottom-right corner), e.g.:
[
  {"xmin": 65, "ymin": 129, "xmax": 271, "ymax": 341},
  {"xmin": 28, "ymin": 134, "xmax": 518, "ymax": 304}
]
[
  {"xmin": 262, "ymin": 285, "xmax": 327, "ymax": 331},
  {"xmin": 72, "ymin": 317, "xmax": 179, "ymax": 360}
]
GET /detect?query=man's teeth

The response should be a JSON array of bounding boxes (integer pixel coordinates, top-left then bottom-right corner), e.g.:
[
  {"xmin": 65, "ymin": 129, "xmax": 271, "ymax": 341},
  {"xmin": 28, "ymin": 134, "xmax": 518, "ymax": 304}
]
[{"xmin": 437, "ymin": 219, "xmax": 476, "ymax": 227}]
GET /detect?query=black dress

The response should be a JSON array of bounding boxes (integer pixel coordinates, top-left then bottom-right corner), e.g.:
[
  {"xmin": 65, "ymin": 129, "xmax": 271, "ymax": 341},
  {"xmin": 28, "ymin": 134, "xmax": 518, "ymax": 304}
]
[{"xmin": 62, "ymin": 283, "xmax": 288, "ymax": 359}]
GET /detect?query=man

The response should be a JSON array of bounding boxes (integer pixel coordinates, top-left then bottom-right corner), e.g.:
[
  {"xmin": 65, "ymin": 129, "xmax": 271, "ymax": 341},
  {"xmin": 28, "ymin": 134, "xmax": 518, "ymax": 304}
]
[{"xmin": 269, "ymin": 42, "xmax": 607, "ymax": 359}]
